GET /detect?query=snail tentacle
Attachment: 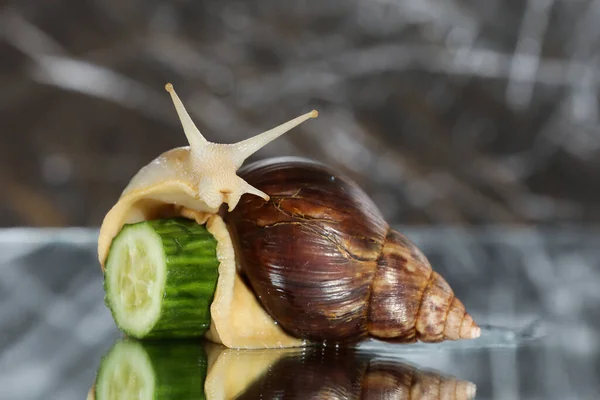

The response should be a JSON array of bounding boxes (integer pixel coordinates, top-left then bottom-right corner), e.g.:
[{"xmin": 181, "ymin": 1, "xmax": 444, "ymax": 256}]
[
  {"xmin": 229, "ymin": 110, "xmax": 318, "ymax": 168},
  {"xmin": 165, "ymin": 83, "xmax": 208, "ymax": 148}
]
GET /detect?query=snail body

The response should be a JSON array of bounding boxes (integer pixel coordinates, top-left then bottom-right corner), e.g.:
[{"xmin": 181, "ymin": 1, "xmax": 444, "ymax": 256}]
[{"xmin": 97, "ymin": 84, "xmax": 479, "ymax": 348}]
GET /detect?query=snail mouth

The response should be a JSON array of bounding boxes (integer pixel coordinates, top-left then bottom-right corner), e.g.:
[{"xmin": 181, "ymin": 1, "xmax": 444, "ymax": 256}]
[
  {"xmin": 220, "ymin": 189, "xmax": 243, "ymax": 211},
  {"xmin": 220, "ymin": 190, "xmax": 231, "ymax": 203}
]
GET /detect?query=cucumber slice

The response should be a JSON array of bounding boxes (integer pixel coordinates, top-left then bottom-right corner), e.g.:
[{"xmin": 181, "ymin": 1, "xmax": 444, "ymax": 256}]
[
  {"xmin": 95, "ymin": 339, "xmax": 207, "ymax": 400},
  {"xmin": 104, "ymin": 218, "xmax": 219, "ymax": 339}
]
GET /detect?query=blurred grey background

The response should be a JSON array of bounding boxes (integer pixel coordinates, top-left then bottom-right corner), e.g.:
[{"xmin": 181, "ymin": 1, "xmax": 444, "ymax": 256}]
[
  {"xmin": 2, "ymin": 2, "xmax": 600, "ymax": 399},
  {"xmin": 1, "ymin": 0, "xmax": 599, "ymax": 228}
]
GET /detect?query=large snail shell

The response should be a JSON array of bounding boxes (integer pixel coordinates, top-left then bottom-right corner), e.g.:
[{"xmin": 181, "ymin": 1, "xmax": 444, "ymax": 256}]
[{"xmin": 226, "ymin": 157, "xmax": 480, "ymax": 343}]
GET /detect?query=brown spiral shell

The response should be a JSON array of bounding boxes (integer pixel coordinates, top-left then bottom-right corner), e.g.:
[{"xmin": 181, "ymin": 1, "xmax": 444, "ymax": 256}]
[{"xmin": 225, "ymin": 157, "xmax": 479, "ymax": 344}]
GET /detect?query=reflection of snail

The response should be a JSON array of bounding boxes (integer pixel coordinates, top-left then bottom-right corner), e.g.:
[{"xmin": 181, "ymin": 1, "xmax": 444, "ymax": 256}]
[
  {"xmin": 89, "ymin": 339, "xmax": 477, "ymax": 400},
  {"xmin": 98, "ymin": 84, "xmax": 480, "ymax": 348}
]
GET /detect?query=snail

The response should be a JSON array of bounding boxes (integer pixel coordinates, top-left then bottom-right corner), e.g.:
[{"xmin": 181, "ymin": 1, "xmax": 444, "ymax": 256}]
[{"xmin": 97, "ymin": 84, "xmax": 480, "ymax": 349}]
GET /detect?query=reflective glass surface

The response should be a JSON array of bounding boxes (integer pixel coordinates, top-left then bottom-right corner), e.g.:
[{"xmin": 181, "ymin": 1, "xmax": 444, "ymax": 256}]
[{"xmin": 1, "ymin": 228, "xmax": 598, "ymax": 399}]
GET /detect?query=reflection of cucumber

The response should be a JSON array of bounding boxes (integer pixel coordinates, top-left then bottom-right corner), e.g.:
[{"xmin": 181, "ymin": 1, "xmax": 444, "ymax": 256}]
[
  {"xmin": 104, "ymin": 218, "xmax": 219, "ymax": 339},
  {"xmin": 95, "ymin": 339, "xmax": 207, "ymax": 400}
]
